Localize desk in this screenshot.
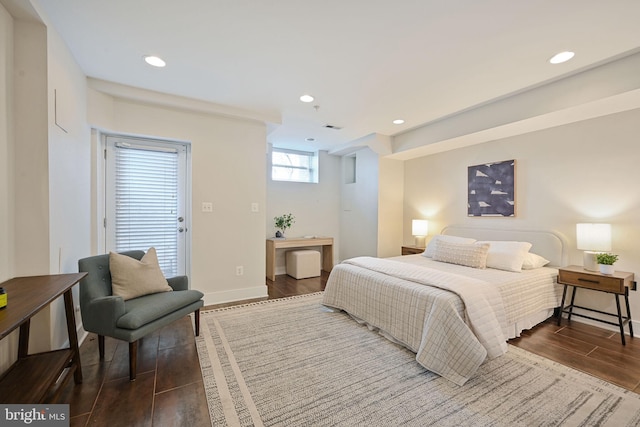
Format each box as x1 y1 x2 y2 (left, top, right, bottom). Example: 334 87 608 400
0 273 86 403
266 237 333 281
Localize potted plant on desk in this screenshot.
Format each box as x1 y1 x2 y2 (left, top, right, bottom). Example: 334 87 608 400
274 213 295 238
596 253 619 275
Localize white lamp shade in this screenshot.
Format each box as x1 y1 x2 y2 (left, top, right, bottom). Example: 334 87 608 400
412 219 428 236
576 223 611 251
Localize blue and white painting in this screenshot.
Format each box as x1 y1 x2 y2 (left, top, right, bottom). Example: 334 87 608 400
468 159 515 217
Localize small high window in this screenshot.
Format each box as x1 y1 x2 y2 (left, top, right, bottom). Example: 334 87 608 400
271 148 318 183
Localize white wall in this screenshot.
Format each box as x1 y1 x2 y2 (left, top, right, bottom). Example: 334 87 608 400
88 89 268 305
377 157 404 258
0 2 13 283
12 20 48 277
266 149 341 274
45 13 91 349
403 108 640 330
338 148 405 261
0 1 90 372
0 0 16 375
12 18 51 355
340 148 380 260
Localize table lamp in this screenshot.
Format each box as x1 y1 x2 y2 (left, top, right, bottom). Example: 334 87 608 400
576 223 611 271
412 219 428 247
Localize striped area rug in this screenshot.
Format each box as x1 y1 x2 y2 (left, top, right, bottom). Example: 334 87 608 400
196 293 640 426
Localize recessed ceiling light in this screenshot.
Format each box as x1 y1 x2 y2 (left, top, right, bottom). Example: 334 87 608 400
393 119 405 125
300 94 314 103
549 51 575 64
144 55 166 67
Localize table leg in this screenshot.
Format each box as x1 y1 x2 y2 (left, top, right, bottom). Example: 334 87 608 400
567 286 578 323
615 294 626 345
625 291 634 338
266 240 276 281
557 284 568 326
18 320 30 358
322 244 333 273
64 290 83 383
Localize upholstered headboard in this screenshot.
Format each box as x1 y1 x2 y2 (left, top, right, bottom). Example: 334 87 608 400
441 226 568 267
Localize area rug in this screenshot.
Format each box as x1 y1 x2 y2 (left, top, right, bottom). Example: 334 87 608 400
195 293 640 426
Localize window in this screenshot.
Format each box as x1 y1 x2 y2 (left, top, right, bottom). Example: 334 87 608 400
344 154 356 184
271 148 318 183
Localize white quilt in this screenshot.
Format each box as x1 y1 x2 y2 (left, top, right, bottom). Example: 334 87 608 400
322 256 559 385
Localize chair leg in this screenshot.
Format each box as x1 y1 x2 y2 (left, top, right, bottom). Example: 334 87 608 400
129 341 138 381
98 335 105 359
195 308 200 337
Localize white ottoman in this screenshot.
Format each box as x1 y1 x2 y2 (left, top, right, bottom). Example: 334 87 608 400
286 250 321 279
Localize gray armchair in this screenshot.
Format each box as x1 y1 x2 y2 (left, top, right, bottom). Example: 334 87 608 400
78 250 204 380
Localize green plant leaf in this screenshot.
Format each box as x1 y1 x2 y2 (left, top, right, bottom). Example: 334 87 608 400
595 253 619 265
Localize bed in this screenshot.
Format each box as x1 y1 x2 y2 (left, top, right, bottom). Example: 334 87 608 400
322 227 567 385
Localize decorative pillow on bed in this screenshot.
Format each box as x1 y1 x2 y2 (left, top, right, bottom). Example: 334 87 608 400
110 247 172 301
476 241 533 272
423 235 477 258
521 252 550 270
432 240 490 269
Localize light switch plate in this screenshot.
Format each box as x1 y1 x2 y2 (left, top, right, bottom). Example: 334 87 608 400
202 202 213 212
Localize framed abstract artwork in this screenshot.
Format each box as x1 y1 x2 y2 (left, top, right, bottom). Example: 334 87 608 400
467 159 516 217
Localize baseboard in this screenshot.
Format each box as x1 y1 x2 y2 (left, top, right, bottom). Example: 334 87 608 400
203 286 268 306
77 325 89 346
58 324 89 350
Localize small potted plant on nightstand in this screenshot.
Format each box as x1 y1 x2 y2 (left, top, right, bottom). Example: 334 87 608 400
274 213 295 238
596 253 619 275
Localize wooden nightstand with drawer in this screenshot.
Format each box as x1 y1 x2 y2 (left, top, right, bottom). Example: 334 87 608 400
401 246 425 255
557 265 636 344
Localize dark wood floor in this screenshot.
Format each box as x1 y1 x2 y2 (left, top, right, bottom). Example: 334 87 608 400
62 273 640 426
511 317 640 393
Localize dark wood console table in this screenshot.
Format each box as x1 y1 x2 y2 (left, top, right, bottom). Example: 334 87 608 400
0 273 86 403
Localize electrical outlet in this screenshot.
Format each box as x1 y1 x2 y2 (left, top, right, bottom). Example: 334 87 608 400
236 266 244 276
251 202 259 212
202 202 213 212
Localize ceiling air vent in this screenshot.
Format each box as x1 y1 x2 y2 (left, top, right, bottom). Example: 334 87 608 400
324 124 342 130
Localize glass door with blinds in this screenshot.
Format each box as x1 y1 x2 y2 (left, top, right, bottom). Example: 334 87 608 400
105 135 190 277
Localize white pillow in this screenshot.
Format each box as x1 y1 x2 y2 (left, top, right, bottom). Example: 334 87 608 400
521 252 550 270
423 235 477 258
432 240 490 269
110 247 172 300
476 240 533 272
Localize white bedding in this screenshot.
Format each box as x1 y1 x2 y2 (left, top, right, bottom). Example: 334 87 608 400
396 255 563 336
321 254 563 385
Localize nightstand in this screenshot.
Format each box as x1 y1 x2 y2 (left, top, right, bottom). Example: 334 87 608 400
557 265 636 345
401 245 424 255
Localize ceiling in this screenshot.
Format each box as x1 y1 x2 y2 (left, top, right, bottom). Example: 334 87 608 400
28 1 640 153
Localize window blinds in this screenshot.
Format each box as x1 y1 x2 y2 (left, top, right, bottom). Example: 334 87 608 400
113 143 179 277
271 148 317 183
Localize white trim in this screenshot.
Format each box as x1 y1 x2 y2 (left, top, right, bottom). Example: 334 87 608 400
95 129 192 279
88 78 280 125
